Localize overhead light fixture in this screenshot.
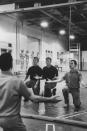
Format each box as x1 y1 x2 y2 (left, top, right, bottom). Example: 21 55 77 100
59 29 66 35
40 21 49 28
69 34 75 40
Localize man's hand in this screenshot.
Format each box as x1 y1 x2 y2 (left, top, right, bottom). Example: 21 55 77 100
30 94 62 103
47 95 62 103
34 76 42 80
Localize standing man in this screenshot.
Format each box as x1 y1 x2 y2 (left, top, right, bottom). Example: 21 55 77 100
25 57 43 95
0 52 61 131
58 60 82 111
43 57 58 97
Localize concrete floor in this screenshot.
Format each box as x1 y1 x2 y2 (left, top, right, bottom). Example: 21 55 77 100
20 71 87 131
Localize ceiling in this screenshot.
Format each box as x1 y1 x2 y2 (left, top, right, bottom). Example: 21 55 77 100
0 0 76 5
0 0 87 42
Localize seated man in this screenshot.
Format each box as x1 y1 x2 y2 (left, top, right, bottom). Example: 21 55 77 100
25 57 43 95
43 57 58 97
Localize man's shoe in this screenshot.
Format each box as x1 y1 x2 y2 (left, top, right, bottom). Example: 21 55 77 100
74 107 80 112
74 105 81 112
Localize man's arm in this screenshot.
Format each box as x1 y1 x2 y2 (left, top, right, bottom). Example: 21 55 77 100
46 77 64 83
52 73 66 83
25 68 30 80
20 80 61 103
55 67 58 77
38 67 43 77
29 93 60 103
79 72 82 82
42 68 47 80
79 72 86 87
57 72 67 83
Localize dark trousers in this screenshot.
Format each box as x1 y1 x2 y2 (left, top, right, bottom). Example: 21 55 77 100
44 82 57 97
62 88 81 108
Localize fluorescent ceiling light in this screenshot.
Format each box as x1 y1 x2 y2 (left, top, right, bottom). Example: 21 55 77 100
59 29 66 35
69 35 75 40
40 21 49 28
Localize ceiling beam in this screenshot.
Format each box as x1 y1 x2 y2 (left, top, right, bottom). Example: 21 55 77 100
0 1 87 14
41 9 86 34
0 0 34 4
75 21 87 24
40 10 66 26
0 0 86 4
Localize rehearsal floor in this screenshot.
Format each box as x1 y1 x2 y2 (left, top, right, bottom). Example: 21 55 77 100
20 71 87 131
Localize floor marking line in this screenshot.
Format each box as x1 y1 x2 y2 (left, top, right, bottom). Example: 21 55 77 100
56 110 87 119
63 110 87 119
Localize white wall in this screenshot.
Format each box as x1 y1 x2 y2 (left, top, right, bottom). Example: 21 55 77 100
0 14 68 71
0 15 17 70
41 32 67 67
20 34 40 55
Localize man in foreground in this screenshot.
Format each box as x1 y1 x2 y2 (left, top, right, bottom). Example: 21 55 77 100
0 53 61 131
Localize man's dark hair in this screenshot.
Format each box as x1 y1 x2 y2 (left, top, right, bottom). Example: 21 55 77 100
0 52 13 71
70 60 77 66
46 57 52 62
33 57 39 62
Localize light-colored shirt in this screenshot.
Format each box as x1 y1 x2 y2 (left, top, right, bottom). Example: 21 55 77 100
0 71 30 117
63 70 82 89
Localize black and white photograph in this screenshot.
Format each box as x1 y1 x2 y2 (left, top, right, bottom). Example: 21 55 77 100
0 0 87 131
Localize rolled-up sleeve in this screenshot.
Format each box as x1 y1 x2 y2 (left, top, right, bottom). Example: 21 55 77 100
78 72 82 82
